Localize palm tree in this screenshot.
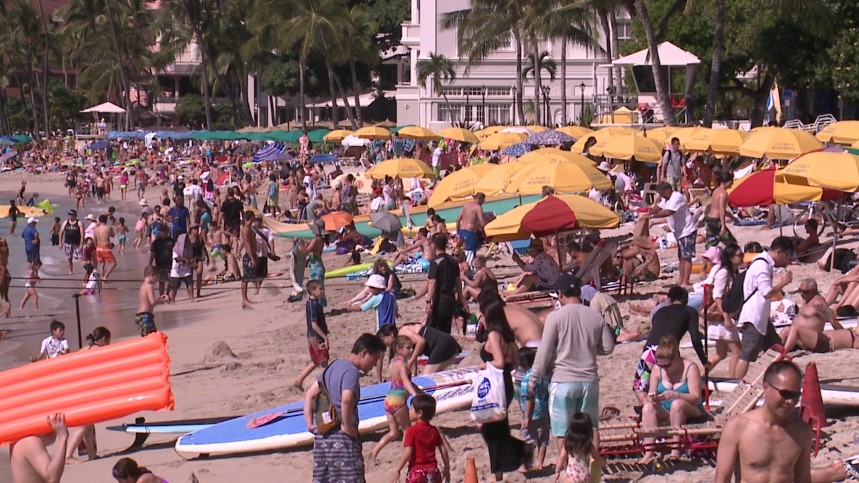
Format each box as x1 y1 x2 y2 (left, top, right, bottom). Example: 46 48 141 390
542 0 600 124
251 0 352 130
342 5 377 127
442 0 530 123
5 0 43 137
416 53 456 119
634 0 675 126
522 51 556 124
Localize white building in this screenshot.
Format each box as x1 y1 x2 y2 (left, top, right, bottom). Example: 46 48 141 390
396 0 633 129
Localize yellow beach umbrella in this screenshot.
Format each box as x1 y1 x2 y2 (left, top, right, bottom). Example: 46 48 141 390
804 151 859 192
427 164 497 207
739 127 823 160
485 194 619 241
437 127 479 144
478 132 527 150
636 126 680 144
519 148 594 165
354 126 392 140
323 129 352 142
670 126 711 147
397 126 439 141
475 125 506 140
570 128 636 154
505 160 612 194
365 158 434 179
684 129 748 154
474 162 527 194
590 135 663 162
816 121 859 146
555 126 594 140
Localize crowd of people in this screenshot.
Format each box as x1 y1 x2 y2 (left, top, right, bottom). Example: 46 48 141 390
3 131 858 483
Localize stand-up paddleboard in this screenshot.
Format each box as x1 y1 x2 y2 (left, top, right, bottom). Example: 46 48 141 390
107 416 236 436
708 377 859 407
175 366 478 456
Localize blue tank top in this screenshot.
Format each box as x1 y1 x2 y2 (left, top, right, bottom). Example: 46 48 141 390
656 363 703 412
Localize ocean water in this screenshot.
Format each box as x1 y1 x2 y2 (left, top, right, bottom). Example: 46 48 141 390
0 193 209 370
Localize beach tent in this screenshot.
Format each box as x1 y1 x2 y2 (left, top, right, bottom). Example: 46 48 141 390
81 102 126 114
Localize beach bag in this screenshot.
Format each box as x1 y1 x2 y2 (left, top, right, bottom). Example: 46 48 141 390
312 365 340 435
722 258 767 315
470 364 507 424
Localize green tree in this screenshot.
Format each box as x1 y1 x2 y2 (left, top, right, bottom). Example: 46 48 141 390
3 0 44 136
175 93 207 127
522 51 557 124
416 53 457 114
361 0 409 51
542 1 600 125
342 5 378 126
828 24 859 101
634 0 676 125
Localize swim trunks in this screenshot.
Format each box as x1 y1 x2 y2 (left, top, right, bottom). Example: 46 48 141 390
458 229 483 252
704 216 736 248
96 244 115 264
308 337 329 364
134 312 157 336
63 243 81 260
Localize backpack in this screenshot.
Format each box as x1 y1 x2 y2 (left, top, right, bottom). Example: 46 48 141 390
721 258 768 315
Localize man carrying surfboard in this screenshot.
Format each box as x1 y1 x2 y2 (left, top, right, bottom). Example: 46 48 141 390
303 333 387 482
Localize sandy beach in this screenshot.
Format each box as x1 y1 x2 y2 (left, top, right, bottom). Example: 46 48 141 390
2 173 859 482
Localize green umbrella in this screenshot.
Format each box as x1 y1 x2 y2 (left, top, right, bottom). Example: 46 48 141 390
307 129 331 144
390 125 413 134
11 135 31 143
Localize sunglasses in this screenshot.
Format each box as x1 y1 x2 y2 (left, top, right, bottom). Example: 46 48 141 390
767 383 801 401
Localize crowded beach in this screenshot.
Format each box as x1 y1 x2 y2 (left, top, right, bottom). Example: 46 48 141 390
2 123 859 483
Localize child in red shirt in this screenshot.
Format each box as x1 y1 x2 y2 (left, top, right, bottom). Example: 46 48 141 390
392 394 450 483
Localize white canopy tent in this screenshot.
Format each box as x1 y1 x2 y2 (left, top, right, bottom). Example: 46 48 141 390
611 41 700 96
80 102 126 114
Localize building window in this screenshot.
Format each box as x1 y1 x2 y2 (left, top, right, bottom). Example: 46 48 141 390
617 22 632 40
486 104 511 125
438 103 463 123
440 87 462 97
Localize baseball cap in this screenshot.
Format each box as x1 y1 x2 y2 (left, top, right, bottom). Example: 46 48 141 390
27 217 38 224
365 274 387 289
554 274 581 293
67 209 78 216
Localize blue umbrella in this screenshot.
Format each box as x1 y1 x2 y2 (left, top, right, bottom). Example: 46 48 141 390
309 153 337 163
501 142 533 157
522 129 575 146
89 141 111 150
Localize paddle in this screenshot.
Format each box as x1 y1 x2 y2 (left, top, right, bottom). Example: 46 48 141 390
246 379 473 429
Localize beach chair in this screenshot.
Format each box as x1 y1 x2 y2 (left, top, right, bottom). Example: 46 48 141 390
571 239 618 291
599 348 784 459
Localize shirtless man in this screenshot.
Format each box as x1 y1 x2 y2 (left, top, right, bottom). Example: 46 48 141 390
390 228 432 267
795 219 820 259
136 266 163 336
781 279 841 353
10 412 68 483
715 361 811 483
456 192 486 266
93 215 117 280
705 171 737 248
478 281 543 347
135 168 147 200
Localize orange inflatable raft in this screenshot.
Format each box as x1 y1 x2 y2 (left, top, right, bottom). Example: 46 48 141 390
0 332 174 445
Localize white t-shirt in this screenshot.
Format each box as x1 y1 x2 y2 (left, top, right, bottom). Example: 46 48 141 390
658 191 696 239
432 147 442 167
85 221 97 240
370 196 385 212
40 336 69 359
